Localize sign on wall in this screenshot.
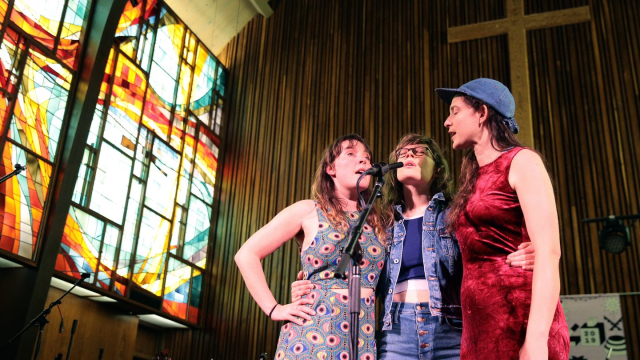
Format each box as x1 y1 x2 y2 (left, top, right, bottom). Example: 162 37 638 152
561 294 626 359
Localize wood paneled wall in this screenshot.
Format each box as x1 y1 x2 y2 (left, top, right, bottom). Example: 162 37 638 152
37 288 138 360
165 0 640 358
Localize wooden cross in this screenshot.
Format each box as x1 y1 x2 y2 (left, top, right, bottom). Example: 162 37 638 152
447 0 591 148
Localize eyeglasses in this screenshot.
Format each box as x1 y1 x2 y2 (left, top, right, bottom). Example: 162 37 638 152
395 146 433 159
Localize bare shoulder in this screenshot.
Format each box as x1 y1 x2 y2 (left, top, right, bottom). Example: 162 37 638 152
513 148 543 165
509 149 549 188
249 200 317 247
275 199 318 223
511 149 546 173
287 199 317 216
286 200 319 245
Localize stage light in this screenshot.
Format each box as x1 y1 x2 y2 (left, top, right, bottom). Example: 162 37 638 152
583 214 639 255
598 219 630 254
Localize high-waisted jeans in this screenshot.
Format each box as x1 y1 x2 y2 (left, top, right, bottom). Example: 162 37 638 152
377 302 462 360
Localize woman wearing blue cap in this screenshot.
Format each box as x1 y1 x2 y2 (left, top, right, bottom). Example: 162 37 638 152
436 78 570 359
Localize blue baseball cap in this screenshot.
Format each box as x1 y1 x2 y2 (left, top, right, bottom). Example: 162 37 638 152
435 78 519 134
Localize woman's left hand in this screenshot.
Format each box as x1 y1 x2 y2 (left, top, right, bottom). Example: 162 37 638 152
506 241 535 271
519 339 548 360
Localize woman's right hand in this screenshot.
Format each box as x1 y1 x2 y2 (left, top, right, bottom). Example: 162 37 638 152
271 299 316 326
291 271 316 302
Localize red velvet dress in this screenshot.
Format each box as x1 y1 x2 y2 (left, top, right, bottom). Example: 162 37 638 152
454 147 570 360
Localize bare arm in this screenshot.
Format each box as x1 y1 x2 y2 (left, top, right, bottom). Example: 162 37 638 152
234 200 315 324
509 150 561 359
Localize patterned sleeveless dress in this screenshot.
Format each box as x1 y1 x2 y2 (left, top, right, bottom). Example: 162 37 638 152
274 204 386 360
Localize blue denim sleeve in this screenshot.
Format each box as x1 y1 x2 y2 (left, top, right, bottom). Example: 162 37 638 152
376 244 390 298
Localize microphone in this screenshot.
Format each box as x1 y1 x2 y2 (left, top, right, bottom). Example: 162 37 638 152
56 304 64 333
66 320 78 360
363 162 404 177
80 273 91 279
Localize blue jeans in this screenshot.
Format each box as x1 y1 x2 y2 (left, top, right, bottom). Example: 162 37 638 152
377 302 462 360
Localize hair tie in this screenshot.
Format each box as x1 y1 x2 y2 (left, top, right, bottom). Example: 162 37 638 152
268 303 279 318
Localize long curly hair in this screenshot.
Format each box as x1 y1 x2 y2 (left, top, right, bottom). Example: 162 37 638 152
381 133 453 229
446 95 523 232
311 134 388 244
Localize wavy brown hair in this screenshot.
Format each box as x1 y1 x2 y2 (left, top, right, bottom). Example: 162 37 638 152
311 134 388 244
446 95 523 232
380 133 453 229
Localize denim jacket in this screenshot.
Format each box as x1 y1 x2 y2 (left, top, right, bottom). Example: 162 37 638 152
379 192 463 331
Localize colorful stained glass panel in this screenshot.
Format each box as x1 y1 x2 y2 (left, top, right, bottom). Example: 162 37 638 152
183 195 209 268
62 0 87 41
176 60 193 118
103 109 139 160
57 0 87 67
142 84 171 143
55 206 103 281
162 257 190 319
11 0 64 51
115 0 157 67
49 1 226 324
11 0 88 69
132 207 170 295
189 45 216 126
145 139 179 218
115 177 144 295
192 126 217 205
0 143 51 259
8 48 72 163
98 50 116 106
175 129 193 206
188 269 202 323
154 9 183 81
71 146 94 206
169 204 184 255
137 19 156 72
0 1 8 22
212 95 223 135
109 52 146 130
88 142 132 224
96 223 120 290
216 66 226 96
182 31 196 66
0 28 23 96
115 1 143 58
0 96 9 135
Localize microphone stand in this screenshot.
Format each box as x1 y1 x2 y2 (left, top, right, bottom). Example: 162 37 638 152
0 274 89 360
64 319 78 360
334 173 385 360
0 163 27 184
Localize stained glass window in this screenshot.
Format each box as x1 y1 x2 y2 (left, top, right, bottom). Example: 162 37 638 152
115 0 158 70
0 0 90 261
55 0 226 324
7 0 88 69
